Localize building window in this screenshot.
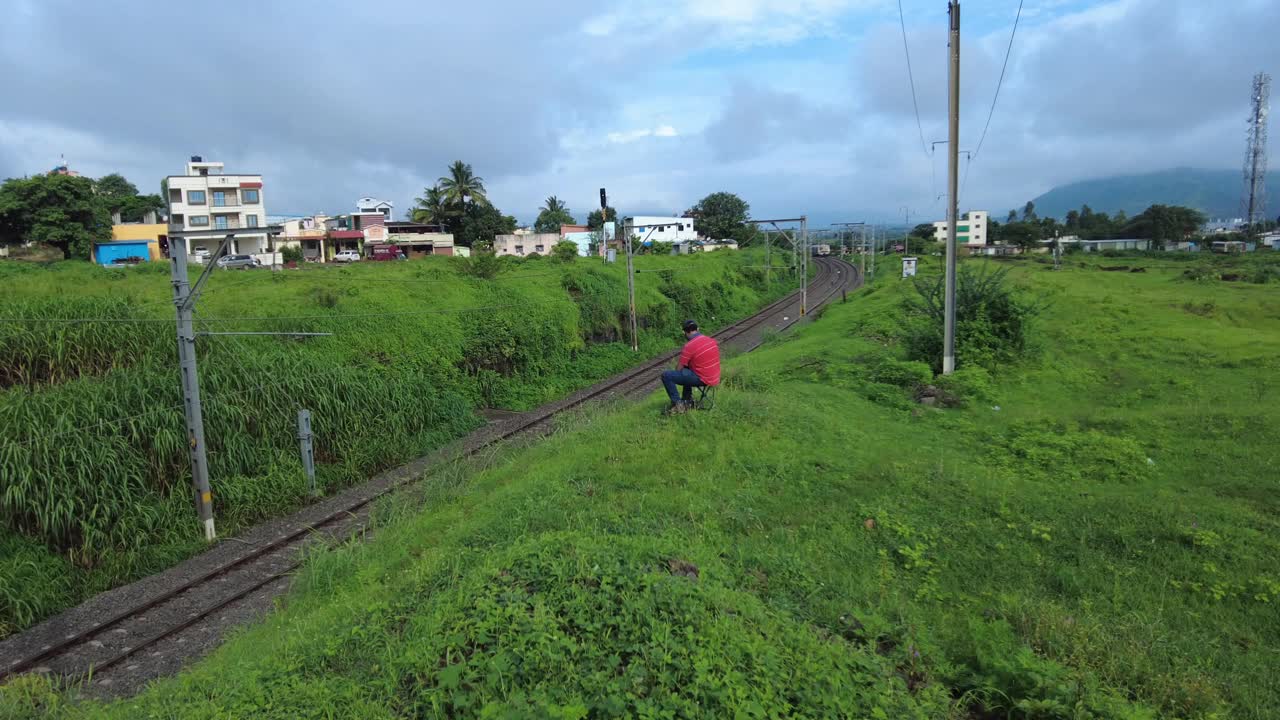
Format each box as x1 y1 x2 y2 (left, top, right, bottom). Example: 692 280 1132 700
535 245 545 252
243 189 260 204
214 216 229 230
189 215 209 227
246 214 259 228
188 190 206 205
515 245 524 255
212 191 226 207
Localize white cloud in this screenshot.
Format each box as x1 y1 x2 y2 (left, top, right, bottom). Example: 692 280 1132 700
581 0 880 47
606 125 681 144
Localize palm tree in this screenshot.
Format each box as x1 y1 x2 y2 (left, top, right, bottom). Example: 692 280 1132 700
411 184 448 225
541 195 568 215
439 161 488 209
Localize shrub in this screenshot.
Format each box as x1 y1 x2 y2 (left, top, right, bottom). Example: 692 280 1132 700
864 356 933 389
901 264 1045 373
932 365 995 406
457 252 504 280
551 241 579 262
281 245 304 264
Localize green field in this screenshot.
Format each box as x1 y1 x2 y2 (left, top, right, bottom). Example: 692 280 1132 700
0 250 797 638
4 251 1279 719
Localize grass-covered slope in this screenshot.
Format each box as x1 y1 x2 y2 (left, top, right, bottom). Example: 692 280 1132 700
5 252 1279 719
0 251 795 637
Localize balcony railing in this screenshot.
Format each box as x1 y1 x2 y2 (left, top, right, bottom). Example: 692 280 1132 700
211 198 240 208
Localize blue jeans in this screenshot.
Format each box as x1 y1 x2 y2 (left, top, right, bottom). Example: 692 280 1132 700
662 368 705 405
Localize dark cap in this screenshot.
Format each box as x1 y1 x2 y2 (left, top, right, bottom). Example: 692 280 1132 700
682 319 698 332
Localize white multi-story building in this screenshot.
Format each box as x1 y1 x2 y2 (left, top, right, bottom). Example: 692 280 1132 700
356 197 394 222
932 210 988 245
166 156 269 259
623 215 697 244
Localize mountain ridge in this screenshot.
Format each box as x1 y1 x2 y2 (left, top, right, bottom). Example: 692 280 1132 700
1028 168 1280 221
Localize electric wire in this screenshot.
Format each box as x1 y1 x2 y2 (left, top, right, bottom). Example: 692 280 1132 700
971 0 1024 161
898 0 931 158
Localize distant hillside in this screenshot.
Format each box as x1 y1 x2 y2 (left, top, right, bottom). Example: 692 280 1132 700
1029 168 1280 221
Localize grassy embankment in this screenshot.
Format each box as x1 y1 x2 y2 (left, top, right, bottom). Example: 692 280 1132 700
6 250 1275 718
0 250 797 637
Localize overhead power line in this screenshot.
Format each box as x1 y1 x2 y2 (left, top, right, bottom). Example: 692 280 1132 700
898 0 931 158
971 0 1024 161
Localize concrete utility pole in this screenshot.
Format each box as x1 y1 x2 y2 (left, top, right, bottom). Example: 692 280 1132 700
297 409 317 497
943 1 962 375
625 221 683 351
832 222 865 267
169 227 321 541
625 224 638 350
800 215 809 314
900 206 912 253
860 226 867 278
170 234 226 541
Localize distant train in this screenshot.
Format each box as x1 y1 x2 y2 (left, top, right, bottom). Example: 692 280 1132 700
811 244 832 257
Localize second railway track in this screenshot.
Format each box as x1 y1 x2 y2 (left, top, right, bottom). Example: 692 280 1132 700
0 257 860 696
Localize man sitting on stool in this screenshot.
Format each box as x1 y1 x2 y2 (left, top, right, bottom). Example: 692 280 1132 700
662 319 721 415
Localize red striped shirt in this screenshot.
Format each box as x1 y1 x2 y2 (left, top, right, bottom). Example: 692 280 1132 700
679 334 721 386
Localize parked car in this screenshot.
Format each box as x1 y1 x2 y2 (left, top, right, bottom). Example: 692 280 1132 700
192 246 212 262
333 250 361 263
216 254 263 269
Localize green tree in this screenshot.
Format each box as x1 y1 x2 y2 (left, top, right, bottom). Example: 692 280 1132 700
534 196 576 233
94 173 138 209
586 206 616 230
1022 201 1037 222
910 223 936 239
1122 204 1206 249
0 174 110 260
551 240 579 262
1006 209 1017 223
119 193 165 223
685 191 750 240
411 184 449 225
1002 221 1043 253
451 201 517 248
439 161 489 209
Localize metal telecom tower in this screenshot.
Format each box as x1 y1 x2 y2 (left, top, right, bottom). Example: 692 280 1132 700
1243 72 1270 235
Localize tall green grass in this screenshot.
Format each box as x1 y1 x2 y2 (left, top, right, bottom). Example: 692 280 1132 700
0 250 799 637
8 251 1275 717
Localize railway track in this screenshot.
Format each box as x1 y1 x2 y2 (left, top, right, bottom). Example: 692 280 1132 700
0 257 859 694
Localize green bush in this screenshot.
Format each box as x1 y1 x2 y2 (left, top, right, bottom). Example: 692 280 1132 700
281 245 304 264
933 365 995 407
902 264 1045 373
457 252 504 279
551 241 579 262
864 355 933 389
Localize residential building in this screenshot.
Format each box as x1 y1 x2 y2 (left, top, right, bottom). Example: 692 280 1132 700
96 214 168 265
561 222 613 257
356 197 394 222
384 221 458 257
623 216 697 245
932 211 988 246
1058 237 1151 253
280 214 331 261
166 156 270 260
494 232 558 256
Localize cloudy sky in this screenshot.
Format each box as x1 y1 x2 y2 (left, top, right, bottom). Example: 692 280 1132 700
0 0 1274 225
